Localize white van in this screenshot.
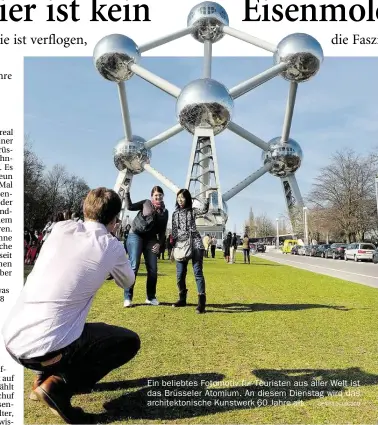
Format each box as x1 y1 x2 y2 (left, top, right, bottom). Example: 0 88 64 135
344 243 376 262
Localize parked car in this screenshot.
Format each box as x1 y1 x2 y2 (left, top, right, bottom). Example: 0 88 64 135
291 245 300 255
305 245 317 256
313 244 331 257
325 243 348 259
256 244 266 253
373 248 378 264
298 245 307 256
344 243 376 262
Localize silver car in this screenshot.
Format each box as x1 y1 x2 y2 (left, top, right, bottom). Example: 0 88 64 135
344 243 376 262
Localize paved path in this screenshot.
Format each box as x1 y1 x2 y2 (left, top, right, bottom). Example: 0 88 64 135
258 252 378 289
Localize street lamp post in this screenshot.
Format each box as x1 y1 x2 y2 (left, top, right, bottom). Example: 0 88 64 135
303 206 309 245
276 218 279 250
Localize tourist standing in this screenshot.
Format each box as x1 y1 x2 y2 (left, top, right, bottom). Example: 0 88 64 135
242 234 250 264
123 185 168 307
171 188 216 314
230 232 238 264
223 232 232 263
210 235 217 258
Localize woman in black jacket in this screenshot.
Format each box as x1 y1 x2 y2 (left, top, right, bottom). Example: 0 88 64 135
223 232 232 263
123 185 168 307
171 188 215 314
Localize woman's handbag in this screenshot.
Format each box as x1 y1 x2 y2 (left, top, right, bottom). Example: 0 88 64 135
173 210 193 262
174 235 193 262
131 210 155 234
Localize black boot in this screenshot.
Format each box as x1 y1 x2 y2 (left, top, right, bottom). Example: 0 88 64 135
196 293 206 314
172 290 187 307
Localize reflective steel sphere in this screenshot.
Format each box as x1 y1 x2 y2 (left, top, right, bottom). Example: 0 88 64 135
176 78 233 135
274 33 323 82
262 137 303 177
187 1 229 43
113 136 151 174
94 34 140 82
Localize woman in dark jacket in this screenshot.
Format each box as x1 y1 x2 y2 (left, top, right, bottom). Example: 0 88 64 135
171 188 215 314
223 232 232 263
123 185 168 307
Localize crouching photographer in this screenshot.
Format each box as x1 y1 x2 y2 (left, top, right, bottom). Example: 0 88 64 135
2 187 139 424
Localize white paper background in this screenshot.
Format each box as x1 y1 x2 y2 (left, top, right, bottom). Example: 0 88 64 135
0 0 377 423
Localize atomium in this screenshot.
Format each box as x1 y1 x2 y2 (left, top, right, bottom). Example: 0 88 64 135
187 1 229 43
273 33 324 83
113 136 151 174
93 1 323 235
262 137 303 177
176 78 233 135
94 34 140 83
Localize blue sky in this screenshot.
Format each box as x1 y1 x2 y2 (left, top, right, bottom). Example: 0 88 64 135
25 57 378 232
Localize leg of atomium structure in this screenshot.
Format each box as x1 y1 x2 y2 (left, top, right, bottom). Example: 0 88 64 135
208 129 223 209
229 62 288 99
186 128 215 198
227 122 270 151
281 82 298 142
117 82 133 141
185 133 199 190
145 124 183 149
198 137 210 197
203 40 212 78
114 170 134 228
129 63 181 98
143 163 180 194
222 163 273 202
222 26 277 53
280 174 305 237
139 27 193 53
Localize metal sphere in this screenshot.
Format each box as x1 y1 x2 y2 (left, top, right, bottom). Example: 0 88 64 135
187 1 229 43
274 33 323 82
94 34 140 83
262 137 303 177
113 136 151 174
176 78 233 135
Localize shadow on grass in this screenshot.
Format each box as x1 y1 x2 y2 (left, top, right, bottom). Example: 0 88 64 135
86 368 378 423
206 302 351 314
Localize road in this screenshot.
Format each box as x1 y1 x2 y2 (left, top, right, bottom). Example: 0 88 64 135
258 251 378 289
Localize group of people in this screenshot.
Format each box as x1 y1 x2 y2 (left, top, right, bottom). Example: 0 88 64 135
222 232 252 264
120 184 216 313
3 185 218 423
202 234 217 258
24 211 81 266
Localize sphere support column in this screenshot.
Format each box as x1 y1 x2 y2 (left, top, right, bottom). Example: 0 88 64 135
280 174 304 237
186 128 226 239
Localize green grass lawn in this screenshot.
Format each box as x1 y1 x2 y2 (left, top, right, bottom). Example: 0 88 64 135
24 253 378 424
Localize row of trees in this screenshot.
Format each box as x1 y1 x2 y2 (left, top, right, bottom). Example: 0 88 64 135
25 139 90 231
244 208 276 238
306 149 378 243
244 149 378 243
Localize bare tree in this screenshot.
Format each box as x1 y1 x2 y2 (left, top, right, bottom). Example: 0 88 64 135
43 164 68 217
24 139 91 230
24 138 46 230
255 213 275 237
307 149 378 243
63 175 90 215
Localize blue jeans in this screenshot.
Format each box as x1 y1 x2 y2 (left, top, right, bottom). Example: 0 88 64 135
124 233 158 301
176 248 205 294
